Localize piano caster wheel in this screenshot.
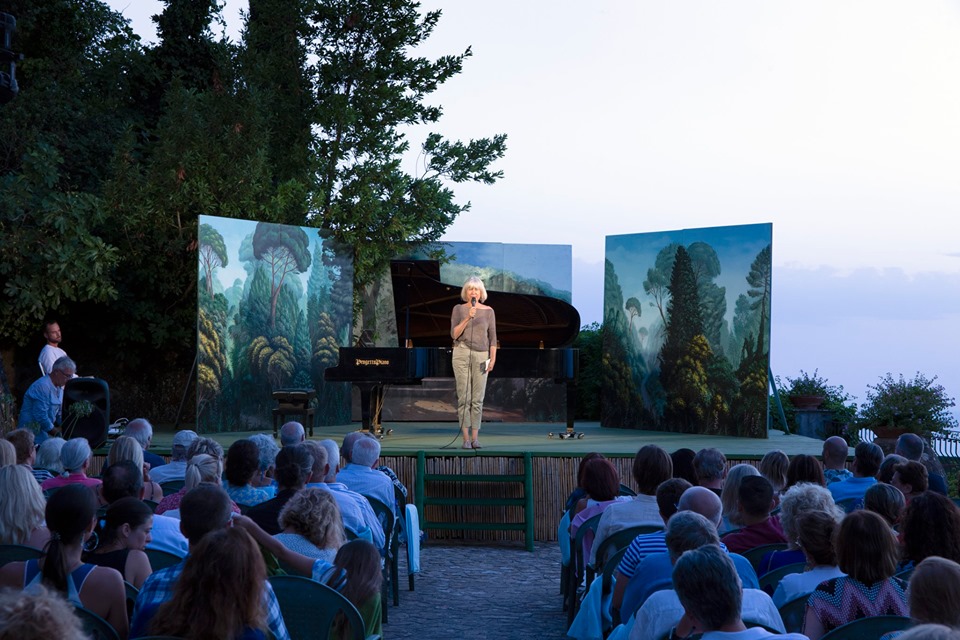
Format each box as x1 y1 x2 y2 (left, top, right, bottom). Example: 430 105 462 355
386 428 394 436
577 433 585 439
547 432 555 439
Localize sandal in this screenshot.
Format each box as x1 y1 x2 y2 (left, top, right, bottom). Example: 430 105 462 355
462 441 473 449
472 440 482 449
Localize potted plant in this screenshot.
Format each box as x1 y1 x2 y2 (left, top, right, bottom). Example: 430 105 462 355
784 369 830 410
858 372 958 440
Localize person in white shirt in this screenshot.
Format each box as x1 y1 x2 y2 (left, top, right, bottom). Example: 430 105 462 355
38 321 69 376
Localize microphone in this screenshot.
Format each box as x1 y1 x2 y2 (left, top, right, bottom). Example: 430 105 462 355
471 296 477 307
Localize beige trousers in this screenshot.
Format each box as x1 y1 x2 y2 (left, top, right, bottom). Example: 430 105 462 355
452 344 488 432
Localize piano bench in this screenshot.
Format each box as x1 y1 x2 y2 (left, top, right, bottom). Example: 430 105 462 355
272 407 316 439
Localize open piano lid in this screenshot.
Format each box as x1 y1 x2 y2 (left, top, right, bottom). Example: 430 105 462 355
391 260 581 348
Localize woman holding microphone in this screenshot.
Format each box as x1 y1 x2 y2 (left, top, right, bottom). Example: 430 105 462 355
450 276 497 449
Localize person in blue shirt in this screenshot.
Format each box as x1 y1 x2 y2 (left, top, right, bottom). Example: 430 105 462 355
18 356 75 444
828 442 883 506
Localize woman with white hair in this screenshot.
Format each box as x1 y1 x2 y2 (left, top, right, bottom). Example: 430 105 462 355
40 437 101 491
450 275 497 449
719 463 760 533
107 436 163 501
757 482 845 576
247 433 280 489
32 437 66 483
0 465 50 549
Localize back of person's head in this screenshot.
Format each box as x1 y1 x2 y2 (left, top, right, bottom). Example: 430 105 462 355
170 429 199 462
225 439 260 487
0 465 46 545
107 435 144 470
59 437 91 473
632 445 672 495
351 436 381 468
123 418 153 449
864 482 906 527
759 450 789 493
779 482 845 542
304 440 329 481
854 441 884 477
187 437 224 461
179 484 233 546
152 527 267 639
0 585 88 640
677 486 723 528
278 487 345 549
101 460 143 503
184 453 222 491
670 448 698 485
896 433 925 461
822 436 849 467
43 484 97 593
878 454 909 484
785 453 826 489
319 440 341 477
0 439 14 467
656 478 693 521
894 461 929 495
909 556 960 628
720 463 760 522
665 511 721 562
672 545 742 631
332 539 383 610
247 434 279 473
577 452 606 488
99 496 153 547
738 475 774 518
274 444 314 490
279 421 305 447
50 357 76 375
898 625 960 640
794 510 840 566
35 437 66 474
901 492 960 565
836 509 900 584
5 429 35 465
341 431 367 463
580 457 620 502
693 448 726 483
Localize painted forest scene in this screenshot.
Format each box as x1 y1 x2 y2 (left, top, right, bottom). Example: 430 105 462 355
196 215 353 433
602 224 772 437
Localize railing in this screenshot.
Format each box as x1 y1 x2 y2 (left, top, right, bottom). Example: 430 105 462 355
858 428 960 459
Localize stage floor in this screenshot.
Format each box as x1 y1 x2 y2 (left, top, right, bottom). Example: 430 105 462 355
149 421 828 458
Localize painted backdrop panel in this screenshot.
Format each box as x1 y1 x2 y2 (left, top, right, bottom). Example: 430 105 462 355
197 215 353 433
602 224 772 437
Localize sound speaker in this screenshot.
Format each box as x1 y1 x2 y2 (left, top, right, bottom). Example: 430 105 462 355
62 378 110 448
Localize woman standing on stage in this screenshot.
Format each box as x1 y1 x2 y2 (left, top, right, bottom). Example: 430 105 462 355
451 276 497 450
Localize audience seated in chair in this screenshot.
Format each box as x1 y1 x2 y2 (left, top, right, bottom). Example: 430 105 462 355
722 476 787 555
591 445 673 565
896 433 949 496
337 434 396 517
279 421 306 447
40 437 102 491
719 463 761 534
32 436 66 484
0 584 88 640
224 439 273 507
101 461 188 558
0 484 128 638
611 477 691 616
569 457 628 564
759 450 789 498
155 449 240 518
4 428 36 471
122 419 167 472
620 487 759 620
802 510 908 640
247 444 315 535
670 448 699 486
828 442 882 504
878 454 908 484
148 430 198 485
694 448 727 497
628 514 787 640
758 483 842 576
900 492 960 567
130 484 291 639
772 510 845 607
0 464 50 549
329 539 383 639
891 461 928 505
863 482 906 530
784 453 826 490
107 436 164 503
248 433 280 490
274 487 345 563
84 497 154 589
821 436 852 485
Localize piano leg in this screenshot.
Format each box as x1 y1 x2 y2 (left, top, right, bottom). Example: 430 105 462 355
548 380 584 439
355 383 392 438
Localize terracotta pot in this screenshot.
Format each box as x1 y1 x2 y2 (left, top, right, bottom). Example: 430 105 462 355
871 425 909 440
789 394 825 411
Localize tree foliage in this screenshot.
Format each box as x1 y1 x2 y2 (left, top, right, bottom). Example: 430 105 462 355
199 223 228 297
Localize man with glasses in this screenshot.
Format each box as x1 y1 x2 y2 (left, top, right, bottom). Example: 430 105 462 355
18 356 75 444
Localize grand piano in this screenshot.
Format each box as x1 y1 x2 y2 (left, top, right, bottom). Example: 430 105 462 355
324 260 581 437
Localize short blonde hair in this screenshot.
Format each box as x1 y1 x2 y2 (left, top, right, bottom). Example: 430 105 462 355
0 585 88 640
460 276 488 303
910 556 960 627
0 465 47 545
185 453 223 490
278 487 345 550
759 450 789 494
0 439 15 467
720 463 759 527
108 435 144 470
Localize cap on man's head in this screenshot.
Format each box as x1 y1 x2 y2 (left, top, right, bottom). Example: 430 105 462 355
173 430 199 449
